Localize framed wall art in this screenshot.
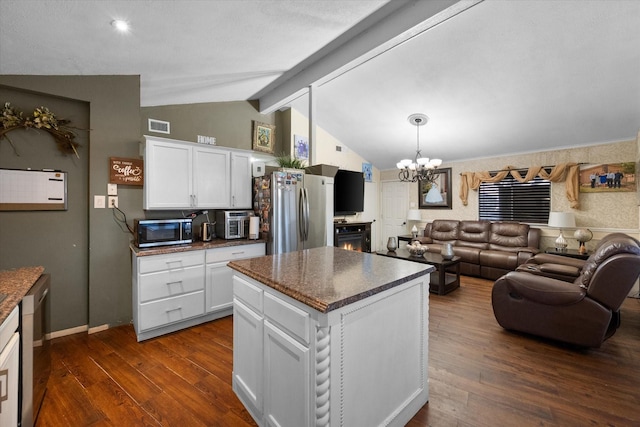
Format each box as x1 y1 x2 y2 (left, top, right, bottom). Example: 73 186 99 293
253 121 276 154
578 163 636 193
418 167 452 209
294 134 308 160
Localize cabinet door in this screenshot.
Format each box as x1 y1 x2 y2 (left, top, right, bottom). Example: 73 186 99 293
233 300 263 417
144 139 192 209
0 333 20 427
231 151 252 208
193 146 230 208
264 320 310 427
206 262 234 312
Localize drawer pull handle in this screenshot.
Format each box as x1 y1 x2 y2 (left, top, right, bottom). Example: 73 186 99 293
232 251 245 255
166 307 182 313
166 281 182 286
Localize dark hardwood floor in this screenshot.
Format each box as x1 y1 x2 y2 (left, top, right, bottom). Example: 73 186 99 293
37 276 640 426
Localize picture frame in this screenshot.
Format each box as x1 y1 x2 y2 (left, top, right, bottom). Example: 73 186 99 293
418 167 452 209
578 163 636 193
294 134 308 160
252 121 276 154
362 162 373 182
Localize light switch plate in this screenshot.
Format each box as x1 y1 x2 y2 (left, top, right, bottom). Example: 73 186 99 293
94 195 106 208
107 183 118 195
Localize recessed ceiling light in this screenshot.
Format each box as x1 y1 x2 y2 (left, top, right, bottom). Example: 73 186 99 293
111 19 130 32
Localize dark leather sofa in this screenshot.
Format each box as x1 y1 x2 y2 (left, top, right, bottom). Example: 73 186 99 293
492 233 640 347
413 219 541 280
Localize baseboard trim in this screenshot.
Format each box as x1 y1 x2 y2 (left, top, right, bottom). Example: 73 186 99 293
47 325 88 340
88 324 110 334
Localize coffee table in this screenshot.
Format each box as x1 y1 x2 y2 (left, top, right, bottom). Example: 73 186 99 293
376 248 461 295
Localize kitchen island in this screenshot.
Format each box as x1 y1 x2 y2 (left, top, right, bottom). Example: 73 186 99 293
228 246 433 427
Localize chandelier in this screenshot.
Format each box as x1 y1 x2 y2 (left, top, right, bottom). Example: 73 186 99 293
397 113 442 183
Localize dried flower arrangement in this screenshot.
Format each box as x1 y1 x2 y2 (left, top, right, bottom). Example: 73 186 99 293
0 102 82 158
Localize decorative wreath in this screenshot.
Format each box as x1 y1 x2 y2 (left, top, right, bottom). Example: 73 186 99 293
0 102 82 158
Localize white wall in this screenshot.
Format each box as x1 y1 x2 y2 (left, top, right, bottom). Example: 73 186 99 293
289 108 380 230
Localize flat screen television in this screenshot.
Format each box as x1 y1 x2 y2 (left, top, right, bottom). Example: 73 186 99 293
334 169 365 215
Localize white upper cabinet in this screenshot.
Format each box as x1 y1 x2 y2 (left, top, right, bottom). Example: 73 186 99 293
193 145 230 208
231 151 252 209
144 138 192 209
143 135 253 210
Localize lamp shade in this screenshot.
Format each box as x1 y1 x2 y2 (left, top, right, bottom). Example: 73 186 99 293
407 209 421 221
548 212 576 228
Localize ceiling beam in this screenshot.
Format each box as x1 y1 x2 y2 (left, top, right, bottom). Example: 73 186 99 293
253 0 483 114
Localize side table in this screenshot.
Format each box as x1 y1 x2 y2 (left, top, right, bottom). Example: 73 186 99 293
544 247 590 260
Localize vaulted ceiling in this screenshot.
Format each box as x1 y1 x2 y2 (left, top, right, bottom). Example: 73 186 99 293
1 0 638 170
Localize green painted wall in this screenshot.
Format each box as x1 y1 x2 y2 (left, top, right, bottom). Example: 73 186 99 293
0 75 142 331
141 100 284 153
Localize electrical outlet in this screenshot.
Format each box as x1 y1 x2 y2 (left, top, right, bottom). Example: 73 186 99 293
108 196 118 208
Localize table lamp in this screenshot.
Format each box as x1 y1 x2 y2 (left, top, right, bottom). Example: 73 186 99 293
407 209 422 238
548 212 576 250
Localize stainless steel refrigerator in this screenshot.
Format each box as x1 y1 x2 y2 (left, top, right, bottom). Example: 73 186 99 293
253 168 333 254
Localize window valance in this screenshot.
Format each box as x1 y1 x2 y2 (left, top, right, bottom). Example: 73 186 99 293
459 162 580 209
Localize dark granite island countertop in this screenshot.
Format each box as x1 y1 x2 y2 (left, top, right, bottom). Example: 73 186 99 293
228 246 434 313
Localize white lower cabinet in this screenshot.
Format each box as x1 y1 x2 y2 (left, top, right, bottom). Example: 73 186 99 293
132 243 265 341
232 271 430 427
233 299 264 418
232 274 311 427
264 320 309 427
206 243 265 313
0 307 20 426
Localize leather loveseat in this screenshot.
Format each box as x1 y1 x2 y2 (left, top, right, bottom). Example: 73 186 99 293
413 219 541 280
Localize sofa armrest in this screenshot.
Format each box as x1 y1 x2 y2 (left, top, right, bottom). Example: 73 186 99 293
516 247 540 265
519 263 581 277
525 253 586 269
501 271 586 305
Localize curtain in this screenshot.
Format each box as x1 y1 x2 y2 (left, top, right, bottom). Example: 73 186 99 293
459 162 580 209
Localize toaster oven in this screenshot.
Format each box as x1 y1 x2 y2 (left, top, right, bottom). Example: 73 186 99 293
215 210 254 239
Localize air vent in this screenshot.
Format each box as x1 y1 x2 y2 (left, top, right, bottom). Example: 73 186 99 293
148 118 170 134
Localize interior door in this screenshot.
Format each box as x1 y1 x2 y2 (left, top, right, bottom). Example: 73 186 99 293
380 181 409 249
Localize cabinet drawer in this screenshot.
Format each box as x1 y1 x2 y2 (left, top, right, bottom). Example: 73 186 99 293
233 275 263 313
264 293 310 345
139 291 205 331
139 265 204 302
138 251 204 274
206 243 265 264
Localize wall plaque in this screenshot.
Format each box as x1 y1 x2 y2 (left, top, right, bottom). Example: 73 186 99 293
109 157 144 186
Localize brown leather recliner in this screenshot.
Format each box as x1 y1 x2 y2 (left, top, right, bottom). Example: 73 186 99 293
492 234 640 347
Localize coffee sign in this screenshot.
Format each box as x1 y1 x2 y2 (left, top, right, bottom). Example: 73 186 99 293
109 157 144 186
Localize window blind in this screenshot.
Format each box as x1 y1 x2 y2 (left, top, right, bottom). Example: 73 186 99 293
479 170 550 224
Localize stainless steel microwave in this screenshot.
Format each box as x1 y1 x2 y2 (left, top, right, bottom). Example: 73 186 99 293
134 218 193 248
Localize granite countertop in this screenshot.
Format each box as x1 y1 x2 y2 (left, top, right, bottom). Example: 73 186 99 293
228 246 434 313
131 238 267 256
0 266 44 325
